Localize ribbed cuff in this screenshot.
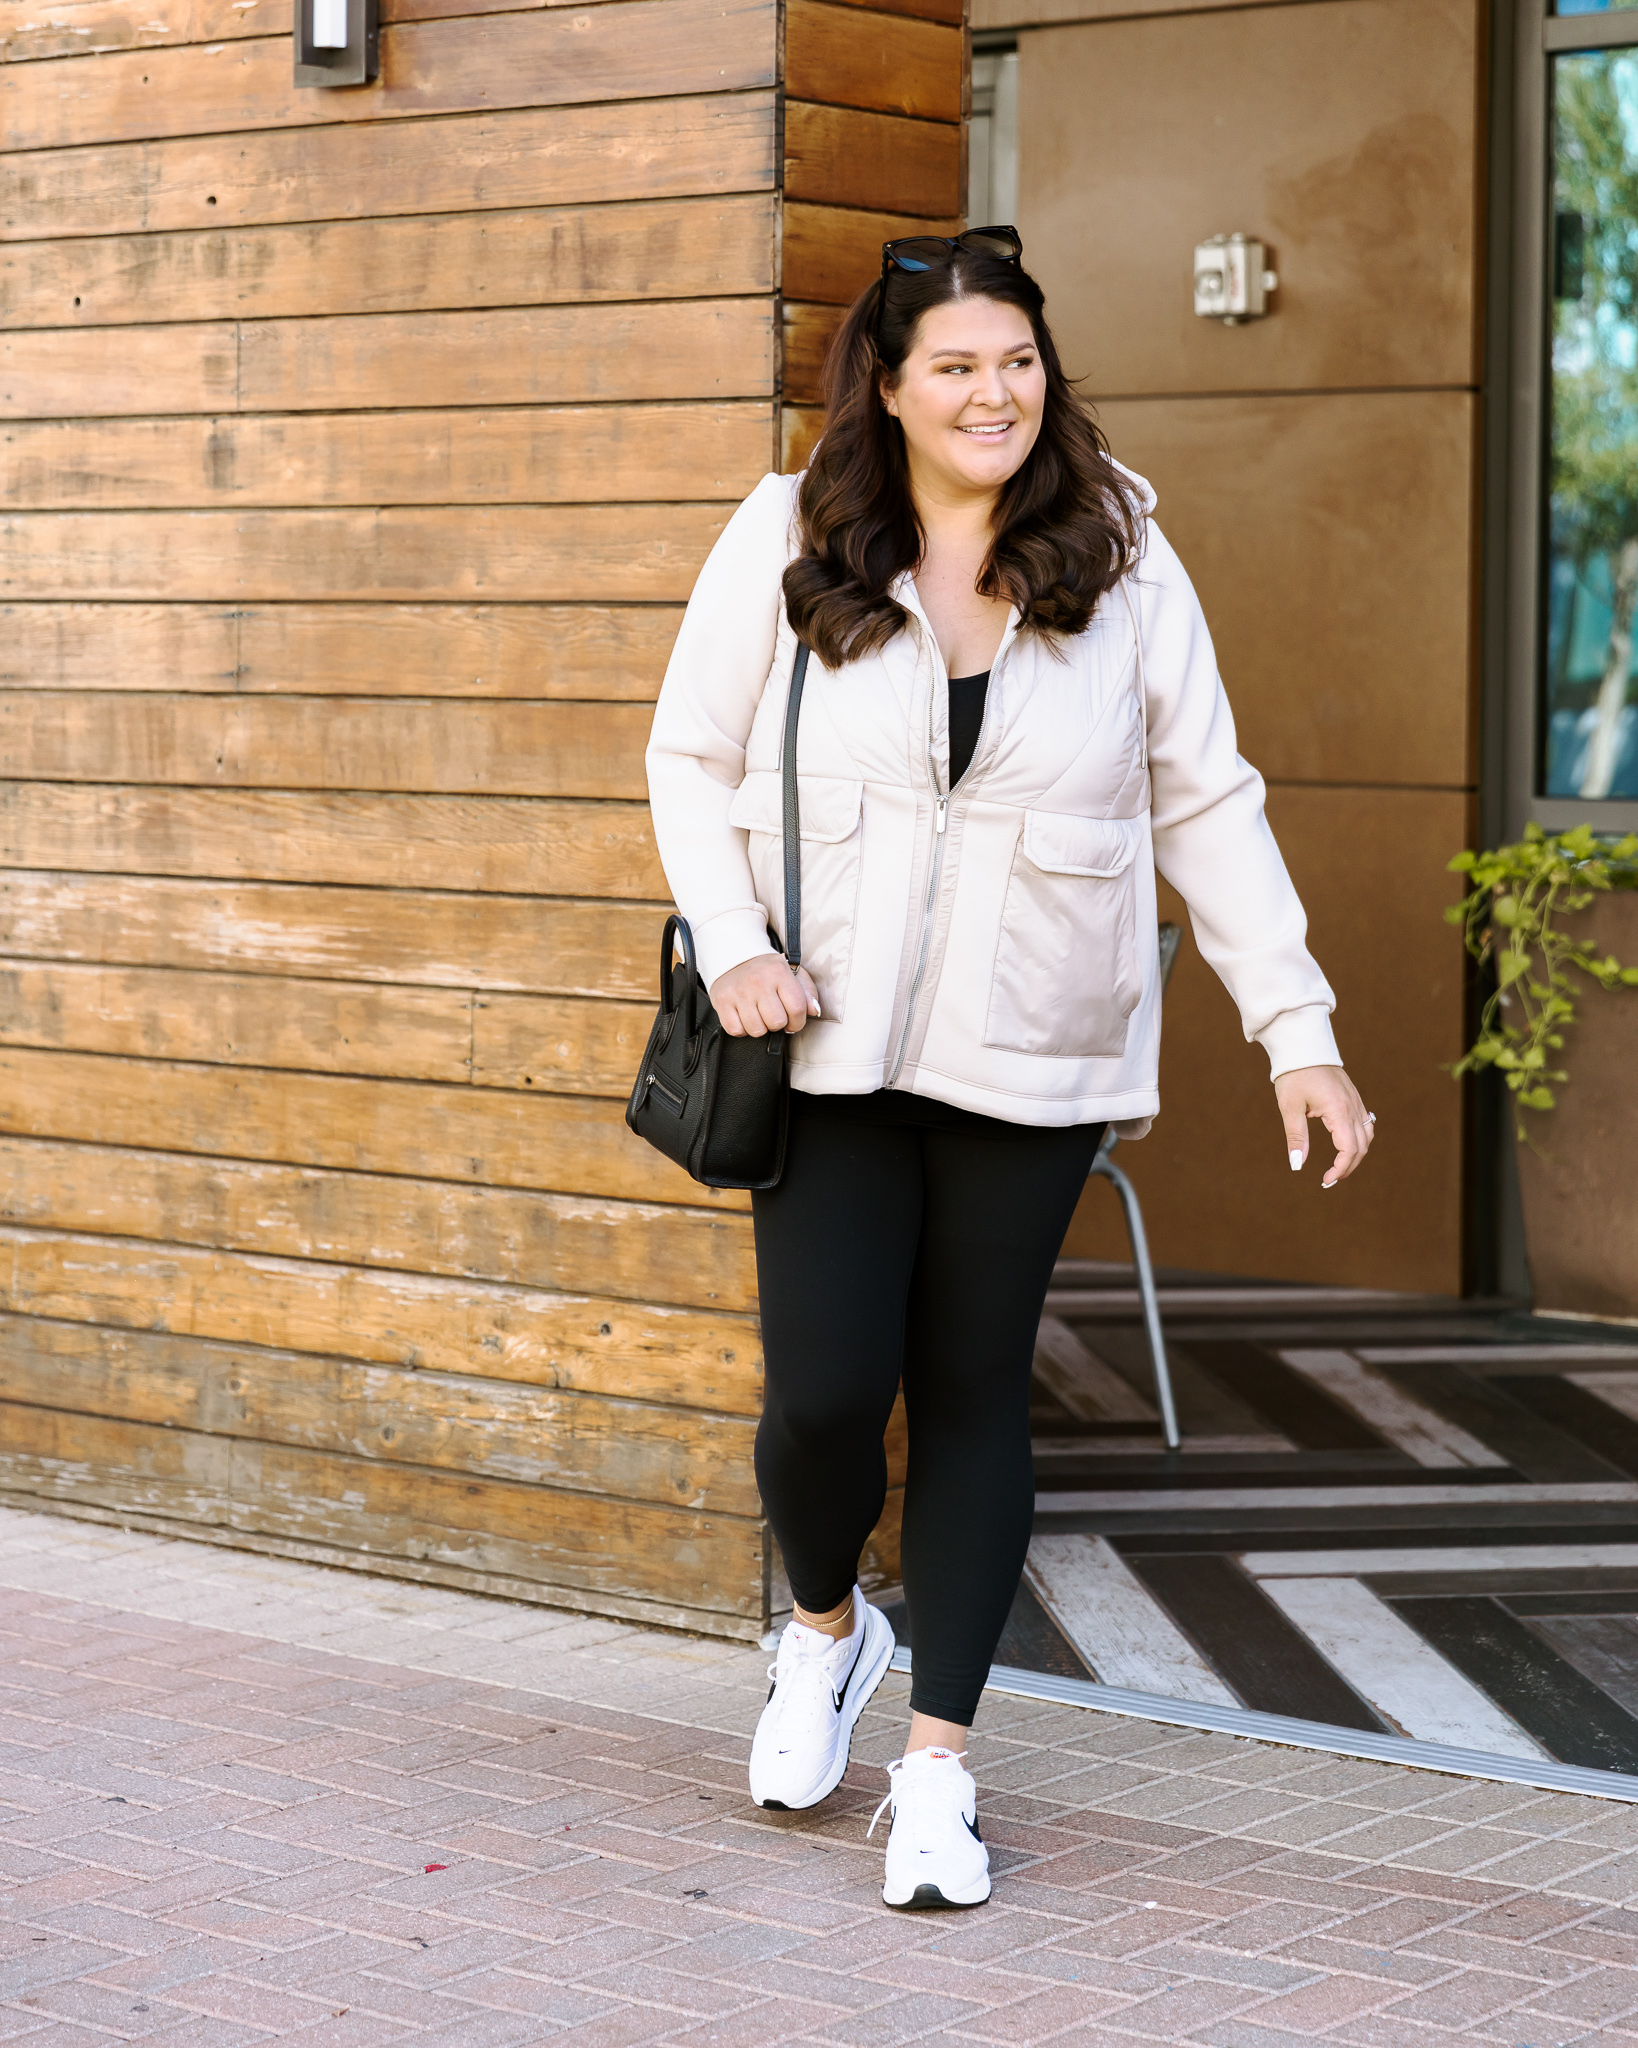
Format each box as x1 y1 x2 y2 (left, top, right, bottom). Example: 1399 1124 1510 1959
1256 1004 1342 1080
692 905 777 991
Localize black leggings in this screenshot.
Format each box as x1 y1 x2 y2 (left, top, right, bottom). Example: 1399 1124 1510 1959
752 1088 1105 1727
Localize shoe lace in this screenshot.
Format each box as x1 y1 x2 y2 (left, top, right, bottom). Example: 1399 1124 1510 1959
867 1757 904 1839
867 1750 969 1839
765 1641 842 1747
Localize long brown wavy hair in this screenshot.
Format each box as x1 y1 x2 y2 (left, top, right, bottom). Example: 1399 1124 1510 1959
783 245 1144 668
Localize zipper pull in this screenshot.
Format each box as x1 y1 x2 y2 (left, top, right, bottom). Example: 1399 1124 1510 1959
935 796 948 835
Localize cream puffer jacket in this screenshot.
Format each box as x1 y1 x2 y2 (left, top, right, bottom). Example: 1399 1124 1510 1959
645 468 1340 1135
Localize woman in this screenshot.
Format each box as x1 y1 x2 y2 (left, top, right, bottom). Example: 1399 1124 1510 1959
646 229 1373 1910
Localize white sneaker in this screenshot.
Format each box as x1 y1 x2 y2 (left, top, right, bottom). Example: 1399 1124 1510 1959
748 1589 895 1811
871 1748 991 1909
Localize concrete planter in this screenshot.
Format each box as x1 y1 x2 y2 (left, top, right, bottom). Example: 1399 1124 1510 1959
1514 891 1638 1323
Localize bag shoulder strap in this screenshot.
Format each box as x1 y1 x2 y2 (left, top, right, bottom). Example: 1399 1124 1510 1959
781 639 810 968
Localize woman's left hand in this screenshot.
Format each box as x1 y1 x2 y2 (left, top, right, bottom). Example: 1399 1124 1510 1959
1275 1066 1375 1189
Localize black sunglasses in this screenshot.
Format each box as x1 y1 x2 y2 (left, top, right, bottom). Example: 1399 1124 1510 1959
876 226 1023 338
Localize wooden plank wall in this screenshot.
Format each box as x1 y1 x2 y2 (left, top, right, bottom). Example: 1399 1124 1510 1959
0 0 963 1636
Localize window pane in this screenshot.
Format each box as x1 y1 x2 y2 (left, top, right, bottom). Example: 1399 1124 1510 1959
968 48 1017 228
1544 49 1638 799
1556 4 1638 17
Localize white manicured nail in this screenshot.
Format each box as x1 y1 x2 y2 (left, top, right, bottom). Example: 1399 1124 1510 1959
1289 1149 1303 1172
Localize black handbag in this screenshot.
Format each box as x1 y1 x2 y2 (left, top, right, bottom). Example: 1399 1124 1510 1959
625 641 810 1190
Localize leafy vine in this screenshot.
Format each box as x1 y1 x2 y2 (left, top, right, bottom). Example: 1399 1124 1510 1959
1448 824 1638 1136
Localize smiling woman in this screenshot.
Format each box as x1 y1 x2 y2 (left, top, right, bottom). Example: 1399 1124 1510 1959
783 230 1141 671
881 297 1049 680
643 231 1374 1911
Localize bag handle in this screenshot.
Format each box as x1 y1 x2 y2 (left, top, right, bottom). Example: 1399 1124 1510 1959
781 639 811 969
659 911 700 1041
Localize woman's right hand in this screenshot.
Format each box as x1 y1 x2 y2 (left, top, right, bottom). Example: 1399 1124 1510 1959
710 955 821 1036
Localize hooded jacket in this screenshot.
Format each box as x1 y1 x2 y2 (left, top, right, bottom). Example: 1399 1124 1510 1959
644 468 1340 1136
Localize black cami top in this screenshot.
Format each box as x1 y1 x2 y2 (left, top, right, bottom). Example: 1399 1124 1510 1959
947 671 990 789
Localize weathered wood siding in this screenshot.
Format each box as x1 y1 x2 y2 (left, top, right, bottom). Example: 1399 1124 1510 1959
0 0 963 1633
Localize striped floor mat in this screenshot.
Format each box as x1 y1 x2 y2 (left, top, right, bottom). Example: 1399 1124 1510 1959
887 1262 1638 1780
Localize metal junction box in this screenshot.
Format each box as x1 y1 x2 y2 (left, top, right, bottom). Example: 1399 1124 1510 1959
1193 233 1278 325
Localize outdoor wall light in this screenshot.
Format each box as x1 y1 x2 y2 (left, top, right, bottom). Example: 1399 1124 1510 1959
294 0 377 88
1193 234 1278 325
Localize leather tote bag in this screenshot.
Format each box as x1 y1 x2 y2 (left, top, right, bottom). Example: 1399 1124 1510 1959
625 641 810 1190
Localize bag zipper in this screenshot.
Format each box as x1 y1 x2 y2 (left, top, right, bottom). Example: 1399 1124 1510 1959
643 1069 687 1116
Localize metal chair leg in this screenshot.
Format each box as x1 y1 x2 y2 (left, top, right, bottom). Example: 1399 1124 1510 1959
1089 1156 1181 1450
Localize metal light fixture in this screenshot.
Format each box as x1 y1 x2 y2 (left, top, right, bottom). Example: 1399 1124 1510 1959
294 0 377 87
1193 233 1279 326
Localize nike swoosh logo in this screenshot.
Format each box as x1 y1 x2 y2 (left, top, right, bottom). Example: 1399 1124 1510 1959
831 1622 868 1712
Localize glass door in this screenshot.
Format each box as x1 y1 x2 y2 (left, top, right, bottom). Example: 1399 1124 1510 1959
1504 0 1638 829
1545 13 1638 797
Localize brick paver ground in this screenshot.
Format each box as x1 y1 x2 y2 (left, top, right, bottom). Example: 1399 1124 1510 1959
4 1508 1638 2044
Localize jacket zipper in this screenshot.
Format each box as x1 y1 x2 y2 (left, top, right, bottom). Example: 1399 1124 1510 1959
883 611 1014 1091
884 748 948 1090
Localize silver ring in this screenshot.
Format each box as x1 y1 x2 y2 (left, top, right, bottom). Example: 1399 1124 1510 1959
1366 1112 1377 1125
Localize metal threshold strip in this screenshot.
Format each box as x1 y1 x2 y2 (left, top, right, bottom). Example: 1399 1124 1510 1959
886 1647 1638 1804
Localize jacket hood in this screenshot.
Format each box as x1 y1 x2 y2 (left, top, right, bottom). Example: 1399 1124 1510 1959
1110 456 1157 519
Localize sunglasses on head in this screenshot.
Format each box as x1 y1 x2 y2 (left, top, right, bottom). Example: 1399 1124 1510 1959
876 226 1023 339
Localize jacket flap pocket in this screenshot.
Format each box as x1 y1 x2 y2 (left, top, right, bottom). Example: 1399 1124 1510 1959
728 771 863 844
1022 810 1142 879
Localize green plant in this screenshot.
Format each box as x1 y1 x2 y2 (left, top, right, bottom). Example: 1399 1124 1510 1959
1448 824 1638 1133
